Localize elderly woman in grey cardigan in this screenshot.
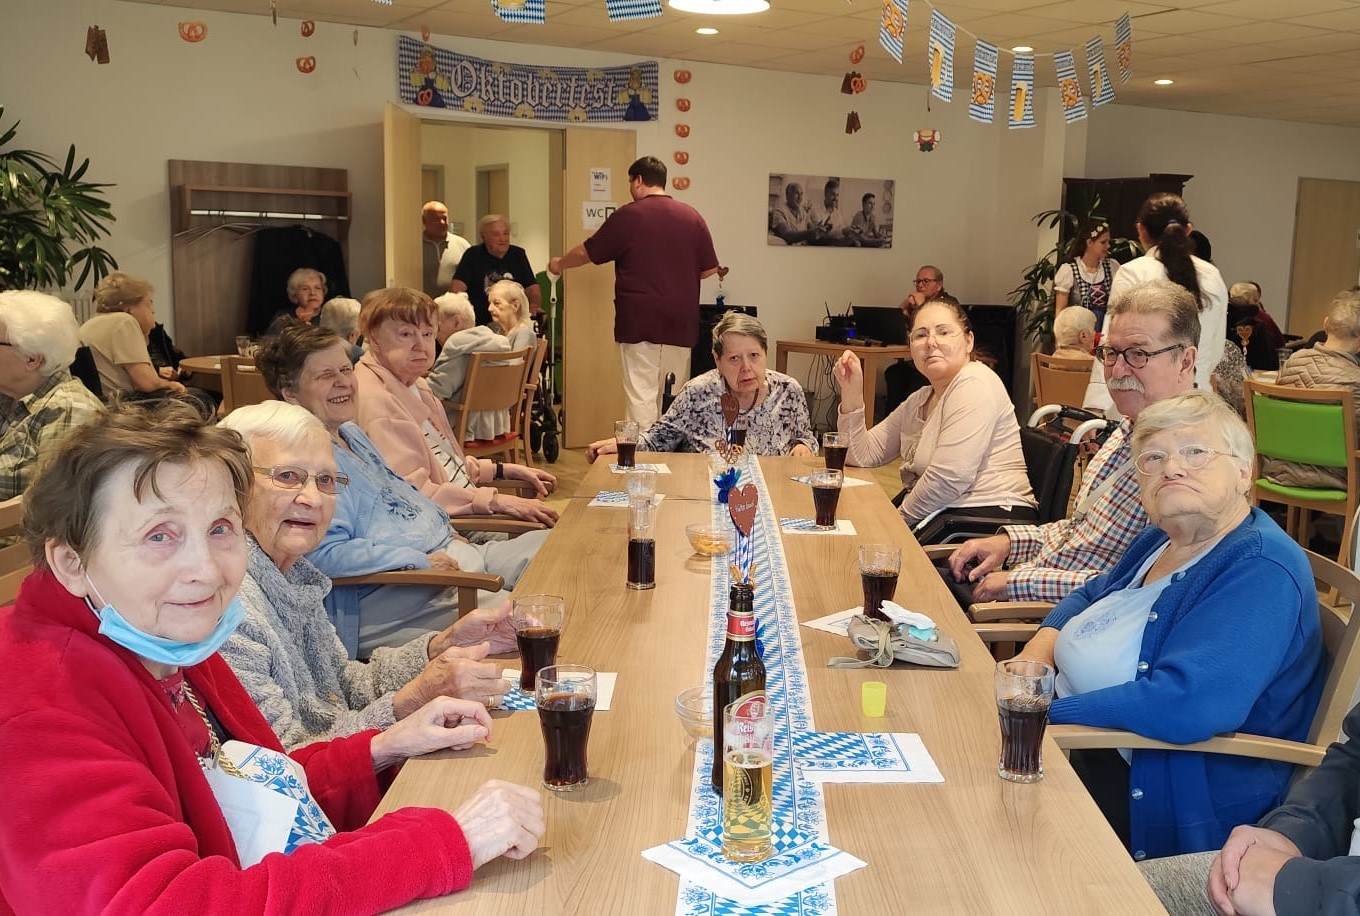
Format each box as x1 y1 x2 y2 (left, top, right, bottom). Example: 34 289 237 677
217 401 516 749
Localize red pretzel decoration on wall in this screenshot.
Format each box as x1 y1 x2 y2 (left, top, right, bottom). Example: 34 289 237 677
675 123 690 138
296 56 316 74
178 21 207 42
300 19 315 37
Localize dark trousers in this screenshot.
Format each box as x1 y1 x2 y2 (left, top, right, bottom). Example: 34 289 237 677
1069 748 1132 848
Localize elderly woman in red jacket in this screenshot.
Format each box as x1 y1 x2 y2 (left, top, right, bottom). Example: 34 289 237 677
0 399 544 913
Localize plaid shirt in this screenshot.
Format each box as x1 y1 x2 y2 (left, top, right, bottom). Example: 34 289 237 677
0 370 103 501
1000 421 1147 603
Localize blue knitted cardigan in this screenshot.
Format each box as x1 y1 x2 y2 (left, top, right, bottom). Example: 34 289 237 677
1042 507 1324 859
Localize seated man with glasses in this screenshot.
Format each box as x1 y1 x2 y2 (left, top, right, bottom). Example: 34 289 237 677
1010 389 1322 859
883 265 948 412
944 280 1200 608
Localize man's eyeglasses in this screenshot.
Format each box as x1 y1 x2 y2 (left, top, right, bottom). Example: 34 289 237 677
914 277 941 286
1093 343 1183 369
253 465 349 494
1134 445 1235 476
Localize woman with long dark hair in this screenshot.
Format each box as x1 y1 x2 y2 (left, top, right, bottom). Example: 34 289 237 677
1084 193 1227 414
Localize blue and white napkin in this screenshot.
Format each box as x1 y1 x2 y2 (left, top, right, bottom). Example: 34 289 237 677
779 518 858 536
641 831 865 906
609 462 671 474
588 490 665 508
495 670 617 712
793 731 944 784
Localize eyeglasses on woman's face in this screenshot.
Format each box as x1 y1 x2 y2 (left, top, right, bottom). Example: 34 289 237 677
253 465 349 494
1134 444 1234 476
1093 342 1183 369
909 325 963 344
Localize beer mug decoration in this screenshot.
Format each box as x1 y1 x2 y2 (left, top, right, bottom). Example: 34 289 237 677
722 696 774 862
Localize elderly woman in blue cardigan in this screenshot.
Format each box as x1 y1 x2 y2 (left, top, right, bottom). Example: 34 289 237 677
1014 391 1323 862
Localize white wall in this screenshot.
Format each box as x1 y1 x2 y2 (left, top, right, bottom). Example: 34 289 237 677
1082 105 1360 328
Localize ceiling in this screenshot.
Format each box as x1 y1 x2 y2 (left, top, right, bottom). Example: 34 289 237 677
130 0 1360 125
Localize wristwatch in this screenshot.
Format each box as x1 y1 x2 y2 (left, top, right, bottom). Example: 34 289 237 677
494 460 505 480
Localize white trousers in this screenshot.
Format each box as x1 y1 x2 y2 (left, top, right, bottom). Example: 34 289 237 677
619 341 692 430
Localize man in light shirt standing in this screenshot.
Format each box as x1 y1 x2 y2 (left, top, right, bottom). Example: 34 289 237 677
421 201 471 300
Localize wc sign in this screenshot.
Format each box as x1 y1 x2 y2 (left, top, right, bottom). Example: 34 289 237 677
582 201 618 230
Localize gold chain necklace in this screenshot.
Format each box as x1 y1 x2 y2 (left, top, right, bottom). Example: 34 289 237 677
182 683 244 778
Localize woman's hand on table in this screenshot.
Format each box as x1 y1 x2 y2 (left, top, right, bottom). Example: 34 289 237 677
491 492 558 526
396 643 506 717
371 696 493 770
455 780 547 868
789 444 814 458
433 600 517 657
586 438 618 463
833 351 864 412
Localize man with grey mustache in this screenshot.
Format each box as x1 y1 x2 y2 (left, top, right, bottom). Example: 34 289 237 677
945 280 1201 606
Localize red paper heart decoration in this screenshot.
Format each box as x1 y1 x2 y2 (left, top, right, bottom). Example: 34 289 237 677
675 123 690 138
300 19 315 37
676 97 691 112
296 56 316 74
850 42 865 64
674 69 692 84
728 485 758 536
673 177 691 190
674 151 689 165
178 21 206 42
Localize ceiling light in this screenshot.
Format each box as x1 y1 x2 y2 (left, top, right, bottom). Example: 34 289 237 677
668 0 770 14
696 26 720 34
1011 45 1033 53
1154 78 1174 85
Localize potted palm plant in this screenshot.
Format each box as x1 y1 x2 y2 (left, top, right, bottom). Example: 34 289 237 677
0 106 117 292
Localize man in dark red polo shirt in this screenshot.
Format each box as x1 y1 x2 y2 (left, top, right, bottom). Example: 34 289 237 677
549 156 722 429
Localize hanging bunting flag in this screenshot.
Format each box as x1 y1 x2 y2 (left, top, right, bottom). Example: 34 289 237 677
1086 36 1115 107
927 9 956 102
1054 49 1087 122
490 0 545 24
968 39 998 124
1008 55 1035 129
879 0 908 64
605 0 662 21
1114 12 1133 83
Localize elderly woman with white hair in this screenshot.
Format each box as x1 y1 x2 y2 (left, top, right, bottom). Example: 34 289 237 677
0 291 103 501
217 400 518 748
1015 391 1323 860
487 280 537 353
319 296 363 363
265 268 327 337
1052 305 1097 359
429 292 512 441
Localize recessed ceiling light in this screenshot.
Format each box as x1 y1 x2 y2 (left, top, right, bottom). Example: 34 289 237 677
668 0 770 14
696 26 720 35
1011 45 1033 53
1154 78 1174 85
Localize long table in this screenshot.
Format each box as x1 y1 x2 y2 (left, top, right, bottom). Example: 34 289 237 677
371 454 1165 914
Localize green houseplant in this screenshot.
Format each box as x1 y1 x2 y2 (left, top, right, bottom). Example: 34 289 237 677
1009 197 1138 347
0 106 117 292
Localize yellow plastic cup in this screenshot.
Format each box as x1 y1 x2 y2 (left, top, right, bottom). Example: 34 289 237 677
861 680 887 718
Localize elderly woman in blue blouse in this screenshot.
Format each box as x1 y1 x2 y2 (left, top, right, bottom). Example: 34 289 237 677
586 313 817 460
1013 391 1323 861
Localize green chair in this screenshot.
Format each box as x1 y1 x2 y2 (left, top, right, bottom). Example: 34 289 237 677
1245 379 1359 564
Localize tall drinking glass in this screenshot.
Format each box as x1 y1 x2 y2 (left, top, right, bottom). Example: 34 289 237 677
627 498 656 590
511 594 564 692
859 544 901 621
822 432 847 471
809 468 843 529
625 467 658 505
615 420 640 468
995 660 1056 783
535 664 597 791
722 696 773 863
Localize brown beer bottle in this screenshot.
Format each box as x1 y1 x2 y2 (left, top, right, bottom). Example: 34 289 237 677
711 582 765 795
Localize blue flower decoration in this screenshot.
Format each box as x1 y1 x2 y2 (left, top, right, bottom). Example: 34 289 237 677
713 467 741 504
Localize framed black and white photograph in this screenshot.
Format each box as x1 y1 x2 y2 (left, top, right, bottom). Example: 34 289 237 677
767 173 894 248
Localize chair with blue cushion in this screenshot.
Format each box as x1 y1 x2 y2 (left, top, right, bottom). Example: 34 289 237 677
1245 379 1358 564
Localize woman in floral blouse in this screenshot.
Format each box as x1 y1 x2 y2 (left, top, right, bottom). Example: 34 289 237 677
587 313 817 460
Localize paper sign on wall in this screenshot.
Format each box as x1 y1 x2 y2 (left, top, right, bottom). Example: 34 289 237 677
583 201 619 230
590 167 611 200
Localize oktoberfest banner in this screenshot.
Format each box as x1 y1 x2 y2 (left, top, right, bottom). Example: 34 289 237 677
397 36 659 122
879 0 909 64
605 0 663 20
1086 36 1115 107
491 0 545 24
968 39 998 124
1114 12 1133 83
927 9 957 103
1008 55 1035 129
1054 49 1087 122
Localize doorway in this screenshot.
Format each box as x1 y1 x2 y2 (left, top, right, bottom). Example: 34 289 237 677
1287 178 1360 335
476 165 510 226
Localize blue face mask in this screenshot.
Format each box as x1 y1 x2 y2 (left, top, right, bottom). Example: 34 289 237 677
86 577 245 668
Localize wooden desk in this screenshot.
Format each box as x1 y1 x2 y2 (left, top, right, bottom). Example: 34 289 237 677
372 455 1163 915
774 340 913 424
179 354 228 394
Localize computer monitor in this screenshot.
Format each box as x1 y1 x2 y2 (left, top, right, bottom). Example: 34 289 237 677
851 306 906 345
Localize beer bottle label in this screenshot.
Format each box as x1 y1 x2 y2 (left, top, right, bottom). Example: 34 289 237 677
730 690 766 720
725 611 757 641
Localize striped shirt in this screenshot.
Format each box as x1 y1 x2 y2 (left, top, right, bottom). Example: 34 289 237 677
1000 421 1148 603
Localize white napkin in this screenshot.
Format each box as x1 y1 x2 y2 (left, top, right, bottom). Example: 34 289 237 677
794 732 945 784
877 600 936 632
499 670 617 711
800 608 859 638
641 841 866 906
778 518 858 536
610 462 671 474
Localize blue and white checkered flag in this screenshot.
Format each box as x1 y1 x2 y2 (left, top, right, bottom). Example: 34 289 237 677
605 0 662 20
879 0 909 64
1054 49 1087 122
927 9 956 103
1114 12 1133 83
1086 36 1116 107
491 0 545 24
1008 54 1035 129
968 39 998 124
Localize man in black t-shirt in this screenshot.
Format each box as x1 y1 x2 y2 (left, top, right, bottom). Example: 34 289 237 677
451 214 541 325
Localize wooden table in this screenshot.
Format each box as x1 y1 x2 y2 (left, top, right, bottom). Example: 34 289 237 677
372 455 1164 914
180 355 226 394
774 340 913 423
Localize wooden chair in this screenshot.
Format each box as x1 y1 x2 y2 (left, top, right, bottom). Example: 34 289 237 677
516 338 548 469
0 496 29 605
1031 352 1095 411
447 346 534 464
1048 549 1360 771
220 356 273 415
1245 380 1359 564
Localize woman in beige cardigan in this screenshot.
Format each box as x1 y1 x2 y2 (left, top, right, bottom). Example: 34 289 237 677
834 297 1036 542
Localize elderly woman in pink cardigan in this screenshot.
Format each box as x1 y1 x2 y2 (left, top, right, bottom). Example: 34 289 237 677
834 297 1036 543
